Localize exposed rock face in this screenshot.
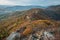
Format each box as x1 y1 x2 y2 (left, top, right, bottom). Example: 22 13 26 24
6 31 21 40
7 29 60 40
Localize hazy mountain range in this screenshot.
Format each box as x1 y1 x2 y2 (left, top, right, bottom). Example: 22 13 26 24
0 5 60 20
0 5 45 11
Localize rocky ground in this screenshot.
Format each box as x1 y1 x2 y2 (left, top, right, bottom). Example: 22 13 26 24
6 20 60 40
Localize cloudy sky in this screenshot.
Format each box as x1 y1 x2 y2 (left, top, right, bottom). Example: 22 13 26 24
0 0 60 6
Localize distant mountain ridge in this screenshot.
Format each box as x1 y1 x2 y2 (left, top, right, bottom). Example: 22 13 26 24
0 5 45 11
47 5 60 14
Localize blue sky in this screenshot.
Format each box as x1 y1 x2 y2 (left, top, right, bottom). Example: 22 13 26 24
0 0 60 6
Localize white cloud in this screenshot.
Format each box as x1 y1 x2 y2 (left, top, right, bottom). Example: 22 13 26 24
8 0 32 6
0 0 15 5
0 0 32 6
0 0 60 6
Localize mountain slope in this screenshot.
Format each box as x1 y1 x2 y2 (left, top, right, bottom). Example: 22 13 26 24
23 8 60 20
0 5 60 40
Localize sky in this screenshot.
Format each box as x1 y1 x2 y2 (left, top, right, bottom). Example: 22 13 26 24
0 0 60 6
